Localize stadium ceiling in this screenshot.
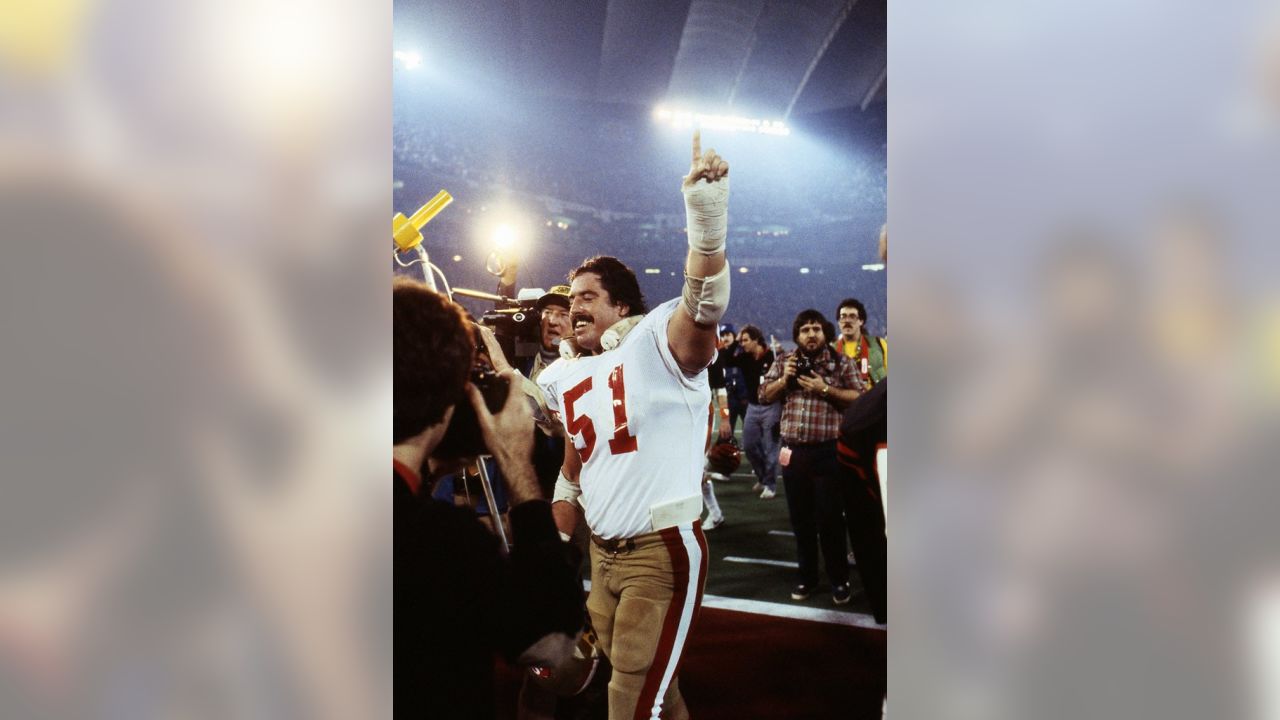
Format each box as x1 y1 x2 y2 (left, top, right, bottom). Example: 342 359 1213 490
395 0 886 118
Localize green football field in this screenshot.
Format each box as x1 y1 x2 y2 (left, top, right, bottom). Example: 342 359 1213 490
697 461 876 618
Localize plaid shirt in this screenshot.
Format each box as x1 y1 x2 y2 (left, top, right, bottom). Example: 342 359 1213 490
762 346 860 445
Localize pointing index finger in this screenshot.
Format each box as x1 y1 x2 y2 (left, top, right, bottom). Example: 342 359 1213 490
691 130 701 163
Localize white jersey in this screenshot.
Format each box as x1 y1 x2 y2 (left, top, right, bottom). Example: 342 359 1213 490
537 298 711 539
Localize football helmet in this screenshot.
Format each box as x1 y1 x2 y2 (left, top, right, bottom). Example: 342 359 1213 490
706 440 741 478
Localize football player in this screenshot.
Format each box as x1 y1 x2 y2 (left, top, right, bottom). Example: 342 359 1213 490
536 131 729 720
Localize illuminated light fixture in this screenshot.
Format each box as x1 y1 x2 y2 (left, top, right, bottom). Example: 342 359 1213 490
738 267 749 274
652 105 790 136
862 263 886 271
644 268 662 274
453 255 462 262
799 268 810 274
492 223 518 251
394 50 423 70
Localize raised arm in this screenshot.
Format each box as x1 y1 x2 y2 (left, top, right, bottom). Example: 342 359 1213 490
668 130 730 373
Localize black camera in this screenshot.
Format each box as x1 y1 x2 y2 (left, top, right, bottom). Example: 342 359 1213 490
479 298 542 362
787 354 819 391
432 329 511 460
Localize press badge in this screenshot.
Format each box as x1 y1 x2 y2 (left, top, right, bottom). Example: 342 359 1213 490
779 446 793 467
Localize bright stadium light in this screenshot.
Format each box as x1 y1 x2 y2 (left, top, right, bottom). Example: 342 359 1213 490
738 267 750 274
799 267 810 274
862 263 886 272
394 50 423 70
491 223 518 251
644 268 662 274
652 105 790 136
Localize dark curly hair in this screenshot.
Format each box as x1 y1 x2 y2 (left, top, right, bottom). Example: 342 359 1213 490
791 308 831 345
569 255 648 316
837 297 867 325
393 278 474 444
739 324 764 344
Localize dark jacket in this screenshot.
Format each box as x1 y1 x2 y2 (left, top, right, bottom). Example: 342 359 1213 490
394 466 583 718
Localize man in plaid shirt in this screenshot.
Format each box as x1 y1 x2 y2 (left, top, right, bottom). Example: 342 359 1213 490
760 308 864 605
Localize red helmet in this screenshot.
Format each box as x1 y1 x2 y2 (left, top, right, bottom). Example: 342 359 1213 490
706 441 741 478
527 620 601 697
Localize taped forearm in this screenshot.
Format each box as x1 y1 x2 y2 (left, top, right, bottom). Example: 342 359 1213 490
683 177 729 255
552 470 581 509
681 263 731 326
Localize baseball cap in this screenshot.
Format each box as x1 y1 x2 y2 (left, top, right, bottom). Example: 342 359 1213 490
536 285 571 312
718 323 736 336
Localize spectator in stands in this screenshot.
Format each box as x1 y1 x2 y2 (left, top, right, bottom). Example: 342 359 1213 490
760 310 863 605
393 278 583 719
737 324 782 499
835 297 887 389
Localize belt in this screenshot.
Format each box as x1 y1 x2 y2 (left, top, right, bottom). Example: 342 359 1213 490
590 535 637 554
784 439 838 448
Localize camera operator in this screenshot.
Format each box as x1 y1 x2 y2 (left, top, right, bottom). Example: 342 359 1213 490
527 285 572 383
759 309 863 605
393 277 583 719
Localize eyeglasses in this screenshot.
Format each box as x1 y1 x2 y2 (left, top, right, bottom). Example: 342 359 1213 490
837 312 861 321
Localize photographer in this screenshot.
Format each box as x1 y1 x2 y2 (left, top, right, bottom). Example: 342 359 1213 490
759 309 862 605
393 278 583 719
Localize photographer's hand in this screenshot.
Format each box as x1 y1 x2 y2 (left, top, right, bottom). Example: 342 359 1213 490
795 372 827 394
475 324 514 374
466 369 539 504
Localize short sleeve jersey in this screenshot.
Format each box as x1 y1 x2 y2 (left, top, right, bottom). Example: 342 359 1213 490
537 298 711 539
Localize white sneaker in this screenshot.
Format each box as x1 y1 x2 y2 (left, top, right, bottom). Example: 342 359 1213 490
702 515 724 530
759 487 776 499
751 482 764 493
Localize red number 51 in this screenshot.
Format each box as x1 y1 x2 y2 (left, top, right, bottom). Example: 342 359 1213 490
562 363 638 463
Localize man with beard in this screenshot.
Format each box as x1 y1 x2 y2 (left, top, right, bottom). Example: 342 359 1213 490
537 132 729 720
760 309 862 605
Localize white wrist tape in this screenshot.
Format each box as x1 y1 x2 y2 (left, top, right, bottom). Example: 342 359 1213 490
683 177 729 256
681 262 731 326
552 471 582 509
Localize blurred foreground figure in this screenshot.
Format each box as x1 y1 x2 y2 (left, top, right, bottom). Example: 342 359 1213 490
393 278 582 719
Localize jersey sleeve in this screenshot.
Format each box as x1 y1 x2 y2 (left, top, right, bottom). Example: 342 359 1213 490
639 298 710 389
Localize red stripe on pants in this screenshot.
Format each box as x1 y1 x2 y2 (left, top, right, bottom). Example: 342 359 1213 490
633 527 691 720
